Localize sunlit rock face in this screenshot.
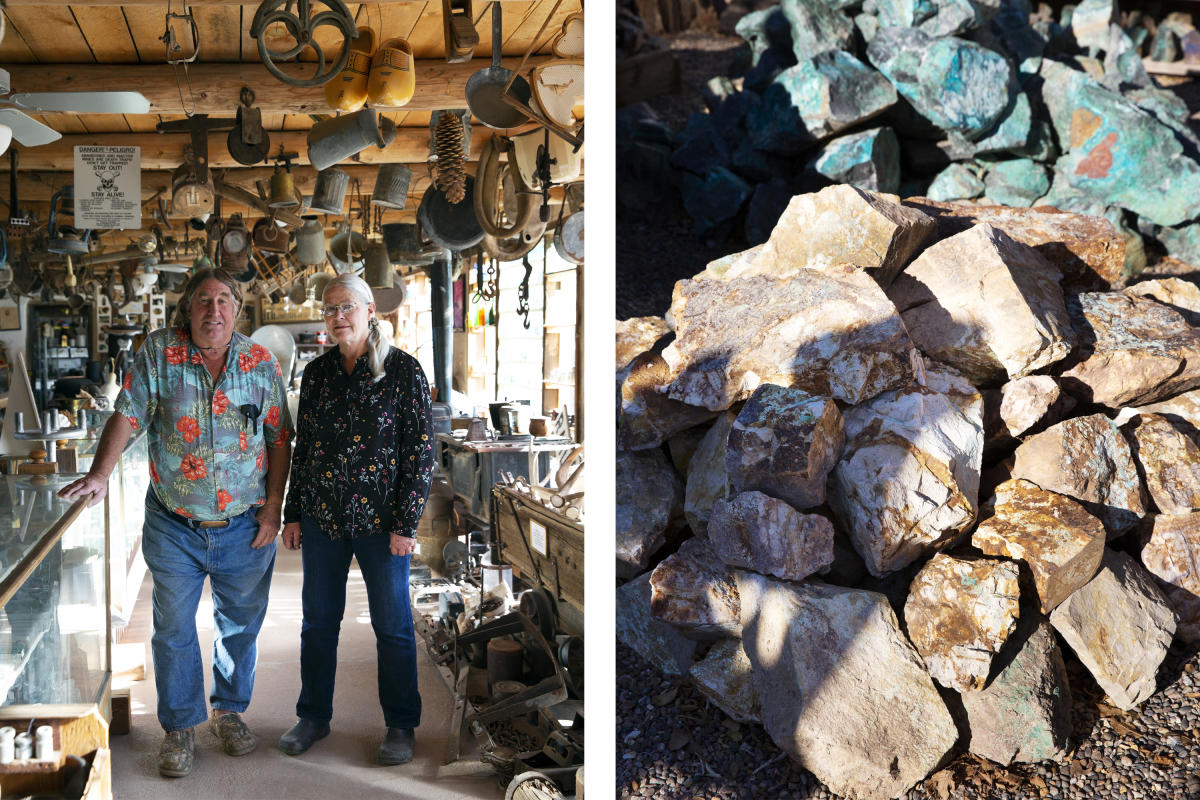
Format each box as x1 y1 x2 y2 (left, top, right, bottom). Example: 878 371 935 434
1141 512 1200 643
708 490 835 581
690 638 760 724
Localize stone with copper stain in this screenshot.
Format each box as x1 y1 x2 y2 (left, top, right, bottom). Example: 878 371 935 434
887 223 1074 385
972 479 1106 614
1141 512 1200 643
662 267 917 411
901 197 1125 290
1010 414 1146 538
903 553 1021 692
615 573 698 676
1070 0 1118 51
707 491 835 580
1000 375 1076 437
738 572 958 800
726 385 844 511
649 537 744 639
727 184 935 288
1059 292 1200 408
1125 278 1200 327
619 350 718 451
829 380 983 576
1048 549 1176 710
1122 413 1200 514
684 410 737 537
616 448 683 579
961 619 1073 765
689 638 760 724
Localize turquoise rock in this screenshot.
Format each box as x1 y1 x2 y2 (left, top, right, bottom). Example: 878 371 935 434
681 167 753 242
855 12 880 42
1149 27 1180 64
867 27 1013 139
748 50 898 155
926 162 985 201
735 6 793 63
811 127 901 193
1037 58 1098 147
780 0 855 62
1070 0 1115 52
1182 29 1200 62
1127 25 1148 51
875 0 996 36
1057 81 1200 226
979 4 1047 84
1102 26 1151 88
973 90 1033 156
1034 169 1108 216
984 158 1050 207
1157 223 1200 267
1127 87 1200 151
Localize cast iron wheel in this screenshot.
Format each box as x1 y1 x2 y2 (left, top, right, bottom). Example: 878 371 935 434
518 587 557 641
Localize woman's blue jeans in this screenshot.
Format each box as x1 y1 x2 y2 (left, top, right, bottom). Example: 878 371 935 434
296 513 421 729
142 491 276 732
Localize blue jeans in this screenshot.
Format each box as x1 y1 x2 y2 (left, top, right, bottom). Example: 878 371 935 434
297 513 421 729
142 490 276 732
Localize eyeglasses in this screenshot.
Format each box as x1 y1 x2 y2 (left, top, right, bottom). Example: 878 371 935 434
321 302 360 318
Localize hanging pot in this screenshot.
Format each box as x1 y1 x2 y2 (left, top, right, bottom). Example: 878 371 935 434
310 167 350 215
464 3 531 130
417 177 484 252
307 108 397 172
553 210 584 264
294 216 328 267
371 163 413 210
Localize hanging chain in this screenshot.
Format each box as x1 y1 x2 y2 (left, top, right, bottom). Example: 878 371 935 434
517 254 532 329
483 258 499 301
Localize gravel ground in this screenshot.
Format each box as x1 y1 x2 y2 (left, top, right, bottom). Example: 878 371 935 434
617 639 1200 800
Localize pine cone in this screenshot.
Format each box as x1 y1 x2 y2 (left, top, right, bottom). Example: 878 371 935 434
434 113 467 204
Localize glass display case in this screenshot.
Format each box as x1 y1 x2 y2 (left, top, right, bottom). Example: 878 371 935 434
0 473 111 799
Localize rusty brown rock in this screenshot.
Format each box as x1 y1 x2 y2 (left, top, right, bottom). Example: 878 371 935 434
648 537 744 639
689 638 760 724
901 198 1126 290
1000 375 1076 437
829 381 983 576
726 385 844 511
707 491 835 580
1048 549 1176 711
615 572 699 676
972 479 1106 614
1010 414 1146 537
1122 413 1200 514
662 266 917 411
903 553 1021 691
1059 292 1200 408
684 409 737 537
1141 512 1200 643
616 448 684 579
619 350 718 450
1126 278 1200 327
887 224 1074 385
730 184 936 288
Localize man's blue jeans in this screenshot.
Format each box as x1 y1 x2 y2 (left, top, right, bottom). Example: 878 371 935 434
296 513 421 729
142 490 276 732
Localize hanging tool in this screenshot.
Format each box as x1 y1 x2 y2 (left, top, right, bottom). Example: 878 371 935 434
441 0 479 63
227 86 270 165
517 254 532 330
250 0 358 88
161 0 200 116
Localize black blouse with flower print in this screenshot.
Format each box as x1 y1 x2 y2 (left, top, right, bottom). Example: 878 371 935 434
283 345 435 540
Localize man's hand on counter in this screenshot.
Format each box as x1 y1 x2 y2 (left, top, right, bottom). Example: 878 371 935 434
57 472 108 507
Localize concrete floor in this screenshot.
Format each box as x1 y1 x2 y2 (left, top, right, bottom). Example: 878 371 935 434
110 542 501 800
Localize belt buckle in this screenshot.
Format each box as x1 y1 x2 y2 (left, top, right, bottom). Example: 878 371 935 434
199 520 229 529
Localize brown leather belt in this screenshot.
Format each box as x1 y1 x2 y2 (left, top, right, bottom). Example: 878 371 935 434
197 520 230 528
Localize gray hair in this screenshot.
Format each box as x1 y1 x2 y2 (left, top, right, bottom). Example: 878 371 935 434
324 273 390 382
171 268 244 329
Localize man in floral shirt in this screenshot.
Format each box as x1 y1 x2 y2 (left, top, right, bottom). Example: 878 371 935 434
60 269 292 778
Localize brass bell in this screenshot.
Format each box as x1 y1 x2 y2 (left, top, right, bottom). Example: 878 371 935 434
269 152 302 208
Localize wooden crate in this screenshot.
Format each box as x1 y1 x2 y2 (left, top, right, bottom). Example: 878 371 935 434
492 486 584 618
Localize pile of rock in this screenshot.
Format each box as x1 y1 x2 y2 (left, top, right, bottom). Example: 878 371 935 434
657 0 1200 271
615 183 1200 800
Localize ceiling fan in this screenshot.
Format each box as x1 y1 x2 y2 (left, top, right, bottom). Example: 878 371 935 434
0 66 151 148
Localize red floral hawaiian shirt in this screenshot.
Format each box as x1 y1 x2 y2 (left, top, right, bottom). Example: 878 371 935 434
115 326 293 521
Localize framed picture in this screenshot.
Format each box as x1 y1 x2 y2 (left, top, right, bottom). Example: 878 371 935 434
0 303 19 331
452 275 467 332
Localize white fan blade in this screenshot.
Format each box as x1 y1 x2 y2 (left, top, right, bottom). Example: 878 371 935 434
8 91 150 114
155 263 192 273
0 109 60 146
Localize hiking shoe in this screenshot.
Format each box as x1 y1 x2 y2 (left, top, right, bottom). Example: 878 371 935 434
278 718 330 756
158 729 194 778
209 711 256 756
378 727 414 765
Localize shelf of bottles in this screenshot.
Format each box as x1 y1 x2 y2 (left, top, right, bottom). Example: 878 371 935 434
26 305 91 408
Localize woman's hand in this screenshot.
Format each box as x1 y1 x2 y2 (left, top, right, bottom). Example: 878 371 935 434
282 521 302 550
389 533 416 557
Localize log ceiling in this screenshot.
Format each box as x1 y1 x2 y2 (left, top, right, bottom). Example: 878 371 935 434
0 0 582 238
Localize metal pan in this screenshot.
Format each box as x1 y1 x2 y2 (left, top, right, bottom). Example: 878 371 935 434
465 3 531 130
417 177 484 252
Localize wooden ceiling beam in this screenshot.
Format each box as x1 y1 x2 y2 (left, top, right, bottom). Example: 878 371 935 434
0 127 499 171
3 57 557 115
8 0 534 5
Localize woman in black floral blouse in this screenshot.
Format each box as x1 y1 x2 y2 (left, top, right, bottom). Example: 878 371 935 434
278 273 435 766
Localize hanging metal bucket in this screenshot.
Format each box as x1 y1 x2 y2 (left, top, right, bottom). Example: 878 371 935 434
363 240 393 288
307 108 397 172
294 216 328 266
371 163 413 210
310 167 349 215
